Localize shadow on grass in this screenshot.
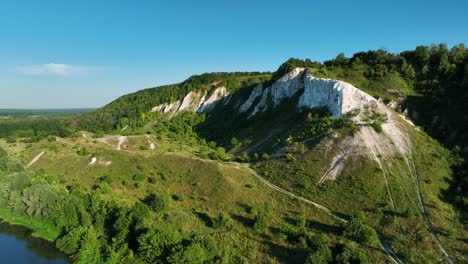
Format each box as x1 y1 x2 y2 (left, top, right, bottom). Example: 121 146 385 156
264 240 306 264
307 220 343 236
193 211 212 227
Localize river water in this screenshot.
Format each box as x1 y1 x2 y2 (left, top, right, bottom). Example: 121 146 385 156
0 221 70 264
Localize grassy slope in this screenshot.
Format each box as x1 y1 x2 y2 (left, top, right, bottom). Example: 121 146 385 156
252 116 466 263
1 136 389 263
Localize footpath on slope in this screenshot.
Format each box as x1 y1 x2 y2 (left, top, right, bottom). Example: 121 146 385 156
26 151 45 168
244 166 404 264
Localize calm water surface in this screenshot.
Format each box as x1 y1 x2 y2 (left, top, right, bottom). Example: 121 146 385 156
0 221 69 264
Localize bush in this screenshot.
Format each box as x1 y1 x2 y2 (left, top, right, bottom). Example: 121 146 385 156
144 192 171 213
253 202 273 233
77 147 90 156
212 212 232 229
98 174 112 185
305 234 332 264
240 152 250 162
168 242 207 264
133 171 146 182
336 243 371 264
137 228 182 263
344 212 378 245
371 120 383 133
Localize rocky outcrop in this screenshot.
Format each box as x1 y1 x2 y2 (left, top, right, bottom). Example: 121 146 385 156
152 68 381 121
239 84 263 113
198 86 228 112
151 86 229 115
239 68 378 119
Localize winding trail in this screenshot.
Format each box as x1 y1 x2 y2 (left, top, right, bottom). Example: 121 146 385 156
245 166 404 264
26 151 45 168
404 148 453 264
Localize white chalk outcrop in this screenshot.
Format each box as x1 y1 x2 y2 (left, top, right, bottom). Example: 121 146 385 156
239 68 378 119
270 67 305 106
151 86 229 115
239 84 263 113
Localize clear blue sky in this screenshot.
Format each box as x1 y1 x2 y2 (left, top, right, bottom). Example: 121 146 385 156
1 0 467 108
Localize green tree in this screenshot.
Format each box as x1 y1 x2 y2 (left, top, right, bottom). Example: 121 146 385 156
144 192 171 213
168 243 207 264
305 234 332 264
137 228 182 263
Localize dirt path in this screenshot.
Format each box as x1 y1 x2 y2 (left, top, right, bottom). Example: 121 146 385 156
26 151 45 168
146 135 155 150
117 136 127 150
245 166 403 264
319 149 349 183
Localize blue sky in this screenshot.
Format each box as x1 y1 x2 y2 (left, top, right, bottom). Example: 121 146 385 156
1 0 467 108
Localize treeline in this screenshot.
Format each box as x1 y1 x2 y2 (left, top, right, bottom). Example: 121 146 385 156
0 116 73 142
75 72 270 133
0 108 95 117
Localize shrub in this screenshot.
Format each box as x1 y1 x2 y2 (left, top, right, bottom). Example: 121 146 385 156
336 243 371 264
305 234 332 264
137 228 182 263
344 212 378 245
212 212 232 229
371 120 383 133
77 147 89 156
144 192 171 213
133 171 146 182
240 152 250 162
253 202 273 233
98 174 112 184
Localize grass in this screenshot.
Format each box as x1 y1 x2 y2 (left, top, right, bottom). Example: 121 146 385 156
0 208 61 242
7 132 394 263
2 110 464 262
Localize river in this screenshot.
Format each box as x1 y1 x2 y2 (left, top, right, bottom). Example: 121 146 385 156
0 221 70 264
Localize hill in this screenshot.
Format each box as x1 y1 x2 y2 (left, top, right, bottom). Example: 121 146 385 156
0 43 466 264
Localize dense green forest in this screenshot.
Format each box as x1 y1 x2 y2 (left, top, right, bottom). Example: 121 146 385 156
75 72 271 132
0 116 73 143
0 108 95 117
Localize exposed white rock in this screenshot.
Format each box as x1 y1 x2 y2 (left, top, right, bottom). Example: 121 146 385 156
270 68 305 106
299 75 377 117
179 91 204 111
151 86 229 116
151 104 166 112
239 84 263 113
198 86 229 112
89 156 97 165
164 101 181 113
250 87 270 117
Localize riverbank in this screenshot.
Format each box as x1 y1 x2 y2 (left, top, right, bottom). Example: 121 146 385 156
0 208 61 242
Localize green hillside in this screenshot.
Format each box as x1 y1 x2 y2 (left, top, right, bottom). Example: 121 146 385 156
0 44 466 264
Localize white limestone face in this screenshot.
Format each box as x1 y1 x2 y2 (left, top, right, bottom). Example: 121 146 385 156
250 87 270 117
298 75 377 117
239 84 263 113
164 101 181 113
179 91 205 111
198 86 229 112
270 67 305 106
